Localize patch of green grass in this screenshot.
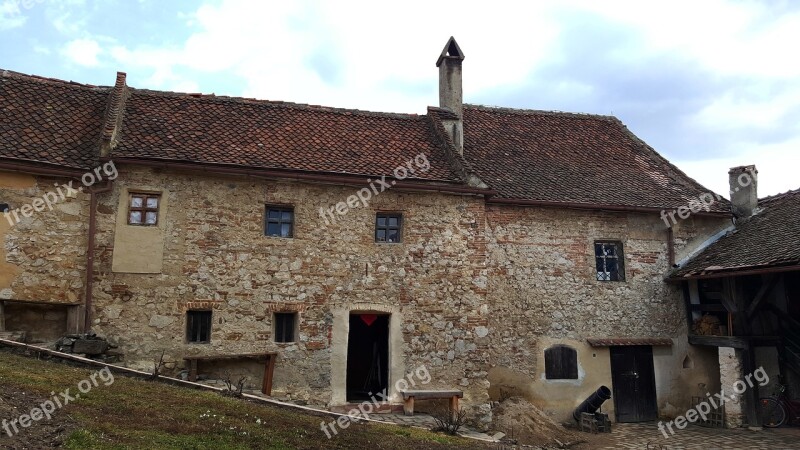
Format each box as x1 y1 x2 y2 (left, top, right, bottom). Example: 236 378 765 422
0 350 485 449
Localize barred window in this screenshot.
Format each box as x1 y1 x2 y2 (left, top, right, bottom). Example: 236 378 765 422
186 310 212 344
595 241 625 281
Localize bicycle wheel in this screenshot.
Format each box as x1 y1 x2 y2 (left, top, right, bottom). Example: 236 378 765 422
759 397 786 427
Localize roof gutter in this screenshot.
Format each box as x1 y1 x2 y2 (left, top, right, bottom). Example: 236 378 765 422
107 157 498 197
0 159 87 178
487 197 731 217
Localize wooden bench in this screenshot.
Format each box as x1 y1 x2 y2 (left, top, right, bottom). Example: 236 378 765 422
183 352 277 395
400 389 463 417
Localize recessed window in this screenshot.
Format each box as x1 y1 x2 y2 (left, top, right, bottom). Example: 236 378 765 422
128 193 160 226
544 345 578 380
186 310 212 344
0 203 8 213
265 206 294 238
375 213 402 243
595 241 625 281
274 312 297 343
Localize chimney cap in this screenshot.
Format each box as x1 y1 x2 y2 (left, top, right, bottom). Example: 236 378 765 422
436 36 465 67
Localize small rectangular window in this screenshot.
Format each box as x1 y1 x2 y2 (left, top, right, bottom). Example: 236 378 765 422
595 241 625 281
274 312 297 343
186 310 212 343
265 206 294 238
375 213 402 243
128 193 160 226
544 345 579 379
0 203 8 213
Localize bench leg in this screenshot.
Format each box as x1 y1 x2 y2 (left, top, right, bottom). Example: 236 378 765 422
403 397 415 416
189 360 198 382
449 396 459 421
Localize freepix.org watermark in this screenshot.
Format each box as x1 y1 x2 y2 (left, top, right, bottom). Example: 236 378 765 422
659 170 756 228
658 366 769 438
320 364 432 439
2 160 117 227
318 153 430 226
2 366 115 437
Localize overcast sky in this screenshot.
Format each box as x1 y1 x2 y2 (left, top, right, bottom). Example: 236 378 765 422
2 0 798 197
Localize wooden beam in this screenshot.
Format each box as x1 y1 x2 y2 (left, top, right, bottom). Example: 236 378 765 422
262 354 276 396
689 334 749 349
746 274 778 318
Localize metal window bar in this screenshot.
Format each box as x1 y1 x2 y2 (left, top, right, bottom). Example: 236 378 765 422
187 311 211 343
595 242 624 281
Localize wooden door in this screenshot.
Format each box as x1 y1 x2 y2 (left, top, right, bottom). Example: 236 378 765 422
610 346 658 422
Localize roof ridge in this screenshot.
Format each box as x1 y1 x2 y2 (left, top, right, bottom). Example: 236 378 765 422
1 68 109 91
760 186 800 204
464 103 617 121
129 87 423 120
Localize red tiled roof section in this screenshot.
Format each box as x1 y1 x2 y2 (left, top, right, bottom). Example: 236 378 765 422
113 90 461 182
671 188 800 278
0 70 108 170
462 105 730 212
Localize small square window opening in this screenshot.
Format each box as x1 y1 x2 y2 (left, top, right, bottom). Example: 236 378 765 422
265 207 294 238
375 213 402 243
274 312 297 343
187 310 212 343
128 193 160 226
595 241 625 281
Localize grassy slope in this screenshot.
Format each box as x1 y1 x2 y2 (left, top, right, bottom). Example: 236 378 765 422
0 350 484 449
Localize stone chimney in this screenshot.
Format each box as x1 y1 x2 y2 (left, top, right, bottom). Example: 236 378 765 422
728 165 758 218
437 37 465 154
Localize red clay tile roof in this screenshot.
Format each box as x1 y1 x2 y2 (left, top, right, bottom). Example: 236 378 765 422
587 337 673 347
671 188 800 278
0 70 108 170
460 105 730 212
112 90 462 182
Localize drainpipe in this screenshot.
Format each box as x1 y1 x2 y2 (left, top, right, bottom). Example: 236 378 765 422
84 181 113 332
667 226 675 267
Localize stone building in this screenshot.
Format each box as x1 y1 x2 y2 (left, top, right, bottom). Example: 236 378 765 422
3 38 779 427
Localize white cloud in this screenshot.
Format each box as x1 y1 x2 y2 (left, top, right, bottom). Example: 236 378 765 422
0 0 26 30
62 38 101 66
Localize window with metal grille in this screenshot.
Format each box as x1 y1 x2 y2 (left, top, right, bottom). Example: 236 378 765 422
595 241 625 281
544 345 578 379
274 312 297 343
265 207 294 238
375 213 402 243
128 193 160 226
186 310 212 344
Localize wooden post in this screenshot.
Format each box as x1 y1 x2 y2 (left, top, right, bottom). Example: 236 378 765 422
449 396 459 421
262 354 276 396
729 277 761 427
0 301 5 332
403 396 415 416
189 359 198 382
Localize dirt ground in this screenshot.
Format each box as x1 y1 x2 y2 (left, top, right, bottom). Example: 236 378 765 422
490 396 587 448
0 385 76 449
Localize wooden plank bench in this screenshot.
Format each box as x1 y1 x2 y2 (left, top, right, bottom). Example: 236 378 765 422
183 352 277 395
400 389 463 417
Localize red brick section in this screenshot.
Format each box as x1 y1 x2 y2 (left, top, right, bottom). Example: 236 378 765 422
113 89 462 182
672 188 800 278
0 70 109 170
460 105 730 212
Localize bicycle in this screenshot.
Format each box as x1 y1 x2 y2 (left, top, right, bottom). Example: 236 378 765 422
759 381 800 427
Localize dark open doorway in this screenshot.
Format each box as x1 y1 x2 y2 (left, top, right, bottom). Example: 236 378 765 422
347 313 389 402
610 345 658 422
